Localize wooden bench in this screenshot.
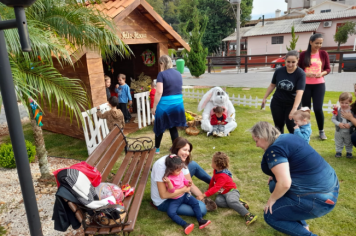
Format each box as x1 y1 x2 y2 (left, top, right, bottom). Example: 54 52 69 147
64 124 155 235
208 57 241 73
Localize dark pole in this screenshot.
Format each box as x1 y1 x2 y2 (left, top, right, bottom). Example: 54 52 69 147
0 14 43 236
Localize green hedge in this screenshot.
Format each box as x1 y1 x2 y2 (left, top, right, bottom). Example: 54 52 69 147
0 141 36 168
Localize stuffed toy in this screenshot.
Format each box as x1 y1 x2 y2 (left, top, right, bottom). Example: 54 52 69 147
198 87 237 136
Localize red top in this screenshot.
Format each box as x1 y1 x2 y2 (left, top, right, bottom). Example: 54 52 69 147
210 113 227 125
150 88 156 108
298 50 331 84
205 169 236 197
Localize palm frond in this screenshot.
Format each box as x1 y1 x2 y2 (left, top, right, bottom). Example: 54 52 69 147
10 55 90 125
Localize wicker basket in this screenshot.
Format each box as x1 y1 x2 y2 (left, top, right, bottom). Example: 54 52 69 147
185 127 200 136
187 121 195 127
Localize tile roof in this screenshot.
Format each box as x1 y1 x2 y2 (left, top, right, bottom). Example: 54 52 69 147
222 27 254 41
243 18 320 37
86 0 189 50
302 9 356 22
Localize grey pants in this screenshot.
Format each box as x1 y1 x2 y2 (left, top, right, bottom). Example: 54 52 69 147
335 131 353 153
212 125 225 133
215 189 249 216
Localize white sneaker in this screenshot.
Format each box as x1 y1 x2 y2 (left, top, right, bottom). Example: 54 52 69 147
213 131 217 136
218 132 224 137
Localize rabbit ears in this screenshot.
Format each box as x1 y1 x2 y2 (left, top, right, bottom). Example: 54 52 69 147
198 87 224 111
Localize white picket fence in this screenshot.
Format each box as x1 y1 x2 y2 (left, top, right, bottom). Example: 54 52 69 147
182 88 337 113
81 103 111 155
134 91 154 129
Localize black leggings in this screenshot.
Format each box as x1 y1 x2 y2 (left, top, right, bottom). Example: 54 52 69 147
270 98 298 134
155 127 179 149
302 83 325 131
117 103 131 121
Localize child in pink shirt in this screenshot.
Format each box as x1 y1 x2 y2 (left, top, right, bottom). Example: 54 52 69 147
162 154 211 234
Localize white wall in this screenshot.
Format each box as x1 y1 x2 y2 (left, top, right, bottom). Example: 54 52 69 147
317 19 356 47
313 3 348 13
247 32 313 55
288 0 304 10
345 0 356 6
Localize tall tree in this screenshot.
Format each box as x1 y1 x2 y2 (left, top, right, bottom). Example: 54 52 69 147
334 21 356 51
179 0 253 53
146 0 164 17
182 6 208 77
286 25 299 51
1 0 130 178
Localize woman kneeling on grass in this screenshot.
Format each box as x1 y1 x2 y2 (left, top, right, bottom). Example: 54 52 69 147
151 137 211 223
250 121 339 236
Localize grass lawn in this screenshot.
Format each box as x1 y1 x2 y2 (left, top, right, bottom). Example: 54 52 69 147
2 88 354 235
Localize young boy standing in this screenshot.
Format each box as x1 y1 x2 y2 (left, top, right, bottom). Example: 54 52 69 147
105 75 111 101
115 74 132 123
332 92 354 158
97 96 125 131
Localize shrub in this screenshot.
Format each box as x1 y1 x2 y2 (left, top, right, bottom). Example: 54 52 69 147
0 141 36 168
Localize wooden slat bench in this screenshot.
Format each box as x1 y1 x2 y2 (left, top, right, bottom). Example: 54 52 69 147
209 57 241 73
63 124 155 235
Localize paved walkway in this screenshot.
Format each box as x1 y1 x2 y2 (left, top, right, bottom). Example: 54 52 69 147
183 69 355 92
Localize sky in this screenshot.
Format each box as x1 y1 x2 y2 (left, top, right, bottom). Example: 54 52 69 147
251 0 288 20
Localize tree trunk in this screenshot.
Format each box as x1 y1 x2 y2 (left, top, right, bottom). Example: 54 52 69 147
31 118 51 178
337 42 341 51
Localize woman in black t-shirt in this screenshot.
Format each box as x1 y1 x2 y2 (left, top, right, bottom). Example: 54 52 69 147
261 50 306 134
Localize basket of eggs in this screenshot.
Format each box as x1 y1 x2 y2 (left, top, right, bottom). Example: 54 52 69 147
185 111 200 136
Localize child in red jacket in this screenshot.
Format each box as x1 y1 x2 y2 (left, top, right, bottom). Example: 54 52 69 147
209 106 227 137
197 152 257 226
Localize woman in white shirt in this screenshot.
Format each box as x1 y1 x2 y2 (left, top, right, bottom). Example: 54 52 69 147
151 137 210 216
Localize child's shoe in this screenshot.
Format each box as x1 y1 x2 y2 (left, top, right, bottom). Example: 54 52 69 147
183 223 194 235
207 132 212 137
198 219 211 229
335 152 342 158
155 148 160 154
346 152 353 158
217 132 224 137
239 198 250 210
244 213 257 226
213 131 217 136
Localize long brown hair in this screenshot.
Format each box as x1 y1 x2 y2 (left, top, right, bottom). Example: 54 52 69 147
171 137 193 165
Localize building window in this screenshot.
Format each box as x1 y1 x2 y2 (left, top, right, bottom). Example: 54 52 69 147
229 42 236 50
321 9 331 13
271 36 284 44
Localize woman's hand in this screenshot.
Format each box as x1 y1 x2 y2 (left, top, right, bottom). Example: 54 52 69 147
342 110 353 120
267 176 273 185
306 73 316 78
264 197 277 214
261 98 266 110
289 107 297 120
196 194 205 201
151 107 156 115
315 73 323 78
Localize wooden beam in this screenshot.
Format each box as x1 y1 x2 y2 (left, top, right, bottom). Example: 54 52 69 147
113 0 141 23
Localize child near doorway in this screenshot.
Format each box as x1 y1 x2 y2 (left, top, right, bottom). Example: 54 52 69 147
150 79 157 109
115 74 132 123
104 75 111 101
96 96 125 131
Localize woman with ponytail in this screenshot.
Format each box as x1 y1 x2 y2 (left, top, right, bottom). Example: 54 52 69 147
298 34 331 140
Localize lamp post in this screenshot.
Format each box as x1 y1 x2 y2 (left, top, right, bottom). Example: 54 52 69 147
0 0 43 235
230 0 241 67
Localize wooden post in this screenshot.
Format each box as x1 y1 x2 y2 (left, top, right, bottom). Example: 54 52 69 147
244 56 248 73
208 58 211 73
338 52 343 73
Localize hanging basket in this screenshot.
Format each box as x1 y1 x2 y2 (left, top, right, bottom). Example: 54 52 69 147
185 127 200 136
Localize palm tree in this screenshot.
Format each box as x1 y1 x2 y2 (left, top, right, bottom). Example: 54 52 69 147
0 0 130 178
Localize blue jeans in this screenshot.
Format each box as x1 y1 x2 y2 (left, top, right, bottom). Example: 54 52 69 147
166 193 202 226
157 195 207 217
265 180 339 236
188 161 211 184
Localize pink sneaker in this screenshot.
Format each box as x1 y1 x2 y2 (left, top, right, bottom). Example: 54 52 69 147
198 219 211 229
184 223 194 234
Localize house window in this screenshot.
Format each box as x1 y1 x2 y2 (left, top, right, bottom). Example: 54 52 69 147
229 42 236 50
321 9 331 13
271 36 284 44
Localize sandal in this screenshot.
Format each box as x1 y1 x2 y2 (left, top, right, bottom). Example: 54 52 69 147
244 213 258 226
239 198 249 210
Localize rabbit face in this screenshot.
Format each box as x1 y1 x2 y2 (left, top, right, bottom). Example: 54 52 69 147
212 89 228 106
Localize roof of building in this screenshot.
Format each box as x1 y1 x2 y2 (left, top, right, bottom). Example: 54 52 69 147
244 14 305 27
86 0 189 50
309 0 350 10
243 18 320 37
302 9 356 22
222 27 254 41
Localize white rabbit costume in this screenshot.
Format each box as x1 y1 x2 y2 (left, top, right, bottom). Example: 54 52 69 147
198 87 237 136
